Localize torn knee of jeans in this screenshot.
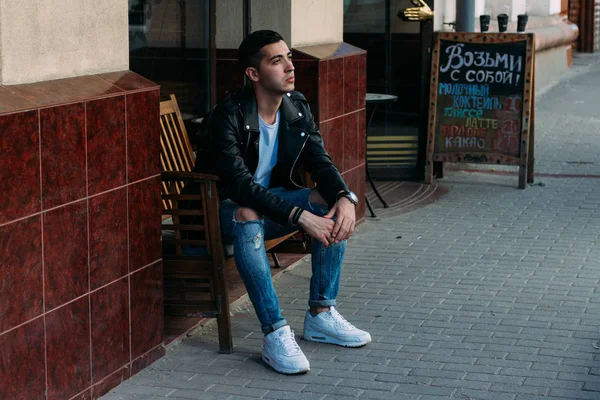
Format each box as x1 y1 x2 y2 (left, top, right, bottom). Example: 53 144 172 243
252 231 262 249
232 221 265 248
232 217 265 225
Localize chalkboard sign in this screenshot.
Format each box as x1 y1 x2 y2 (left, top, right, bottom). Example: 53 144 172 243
425 32 535 189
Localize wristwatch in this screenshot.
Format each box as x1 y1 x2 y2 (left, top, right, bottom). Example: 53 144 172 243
336 190 359 206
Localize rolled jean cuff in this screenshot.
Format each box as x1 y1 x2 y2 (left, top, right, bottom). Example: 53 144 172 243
308 299 337 307
261 319 288 335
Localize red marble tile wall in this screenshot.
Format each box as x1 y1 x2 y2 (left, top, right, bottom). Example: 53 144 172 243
0 71 164 400
294 43 367 221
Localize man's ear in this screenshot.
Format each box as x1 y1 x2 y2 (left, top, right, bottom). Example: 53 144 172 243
245 67 259 82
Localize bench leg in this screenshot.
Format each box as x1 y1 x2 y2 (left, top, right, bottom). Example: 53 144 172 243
217 310 233 353
217 259 233 354
270 251 282 268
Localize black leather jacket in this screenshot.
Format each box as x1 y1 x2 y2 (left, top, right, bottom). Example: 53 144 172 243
195 85 349 225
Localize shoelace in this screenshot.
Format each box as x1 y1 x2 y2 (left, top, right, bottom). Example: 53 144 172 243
278 329 302 355
329 308 357 330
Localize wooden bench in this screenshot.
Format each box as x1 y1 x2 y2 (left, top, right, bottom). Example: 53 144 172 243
160 95 308 353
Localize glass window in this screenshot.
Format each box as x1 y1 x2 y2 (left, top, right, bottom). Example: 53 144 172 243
129 0 211 123
344 0 386 34
344 0 422 179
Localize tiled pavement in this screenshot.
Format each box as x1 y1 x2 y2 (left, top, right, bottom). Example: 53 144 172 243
102 54 600 399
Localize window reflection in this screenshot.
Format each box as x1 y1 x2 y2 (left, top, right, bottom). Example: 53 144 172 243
344 0 421 178
128 0 211 124
344 0 386 34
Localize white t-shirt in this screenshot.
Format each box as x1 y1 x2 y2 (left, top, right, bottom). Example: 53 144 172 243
254 110 280 188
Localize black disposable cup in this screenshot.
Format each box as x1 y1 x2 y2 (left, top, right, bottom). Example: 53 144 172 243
497 14 509 32
517 14 529 32
480 15 491 32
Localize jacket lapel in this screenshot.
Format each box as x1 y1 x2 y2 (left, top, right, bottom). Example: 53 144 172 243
280 93 303 124
278 95 308 164
242 86 260 133
240 88 307 167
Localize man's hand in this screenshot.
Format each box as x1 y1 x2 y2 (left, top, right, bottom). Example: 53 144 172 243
324 197 356 244
297 211 335 247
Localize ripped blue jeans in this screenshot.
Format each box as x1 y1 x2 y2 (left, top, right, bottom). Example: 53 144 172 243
220 187 346 334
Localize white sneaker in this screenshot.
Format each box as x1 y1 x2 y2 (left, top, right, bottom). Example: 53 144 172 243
303 306 372 347
262 325 310 374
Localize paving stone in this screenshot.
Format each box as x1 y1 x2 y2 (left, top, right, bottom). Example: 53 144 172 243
337 378 397 391
352 363 411 374
474 358 533 369
277 374 341 386
300 383 362 397
583 381 600 391
549 388 600 399
112 384 174 396
374 374 432 386
498 367 557 379
228 396 270 400
561 357 598 368
490 383 550 396
524 377 583 390
263 391 324 399
466 373 525 385
316 369 376 380
431 377 491 391
442 363 500 374
392 384 455 397
409 368 465 380
169 389 237 399
205 384 268 397
453 389 517 400
101 394 167 400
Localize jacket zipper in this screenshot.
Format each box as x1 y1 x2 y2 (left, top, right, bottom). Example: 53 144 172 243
243 131 251 157
289 134 310 189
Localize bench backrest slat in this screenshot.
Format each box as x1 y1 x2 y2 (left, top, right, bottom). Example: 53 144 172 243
160 95 209 257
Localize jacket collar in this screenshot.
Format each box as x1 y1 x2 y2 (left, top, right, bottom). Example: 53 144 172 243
242 85 303 132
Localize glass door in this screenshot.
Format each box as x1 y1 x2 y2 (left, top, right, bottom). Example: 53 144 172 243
344 0 433 180
128 0 212 145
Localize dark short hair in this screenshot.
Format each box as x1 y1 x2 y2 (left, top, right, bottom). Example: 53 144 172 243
238 30 284 72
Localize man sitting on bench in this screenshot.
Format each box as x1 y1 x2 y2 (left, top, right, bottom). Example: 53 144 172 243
195 30 371 374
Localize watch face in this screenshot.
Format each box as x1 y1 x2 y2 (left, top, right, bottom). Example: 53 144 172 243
348 191 359 204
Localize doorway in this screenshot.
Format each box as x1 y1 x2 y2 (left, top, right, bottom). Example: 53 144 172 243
343 0 434 180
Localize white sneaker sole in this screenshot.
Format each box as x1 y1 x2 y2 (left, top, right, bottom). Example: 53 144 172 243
261 352 310 375
303 329 371 347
